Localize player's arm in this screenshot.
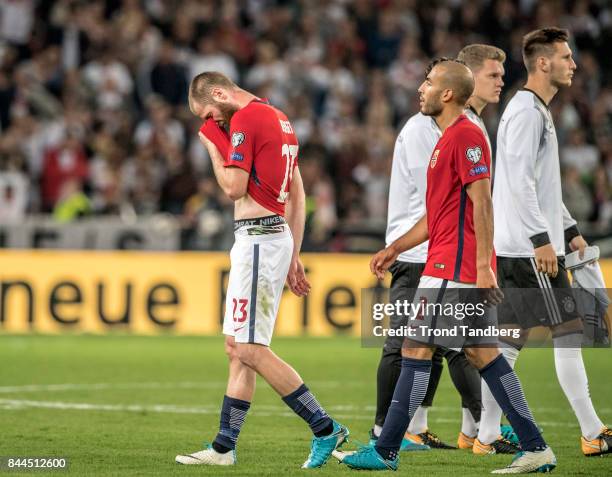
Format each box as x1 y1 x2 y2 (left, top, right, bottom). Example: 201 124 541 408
456 130 502 301
198 132 249 201
562 202 587 259
285 166 311 297
286 166 306 259
465 178 495 282
370 215 428 280
503 109 557 276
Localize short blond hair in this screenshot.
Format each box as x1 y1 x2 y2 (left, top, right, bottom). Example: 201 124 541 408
457 44 506 72
188 71 237 112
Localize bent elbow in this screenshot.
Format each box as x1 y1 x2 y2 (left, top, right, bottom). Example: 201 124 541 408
226 185 247 201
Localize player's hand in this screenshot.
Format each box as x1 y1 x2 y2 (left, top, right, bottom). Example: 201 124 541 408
569 235 588 260
287 258 311 297
534 243 558 277
198 131 219 155
370 247 399 280
476 266 504 306
199 119 231 159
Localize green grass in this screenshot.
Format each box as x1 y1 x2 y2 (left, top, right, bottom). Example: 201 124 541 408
0 335 610 476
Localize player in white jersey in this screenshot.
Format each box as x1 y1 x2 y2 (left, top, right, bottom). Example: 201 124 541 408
490 27 611 457
368 46 518 454
454 44 523 455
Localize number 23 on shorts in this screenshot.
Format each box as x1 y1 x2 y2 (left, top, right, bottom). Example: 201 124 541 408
232 298 248 322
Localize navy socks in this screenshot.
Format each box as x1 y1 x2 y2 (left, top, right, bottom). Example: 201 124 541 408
479 354 546 451
282 383 333 436
213 395 251 452
375 358 432 460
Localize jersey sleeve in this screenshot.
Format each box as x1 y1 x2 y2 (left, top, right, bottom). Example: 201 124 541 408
562 202 580 244
403 123 435 201
226 110 256 173
452 127 491 186
500 108 551 247
199 119 230 158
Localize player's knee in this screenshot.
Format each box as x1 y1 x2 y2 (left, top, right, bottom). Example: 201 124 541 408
235 344 261 369
224 336 238 360
401 340 434 360
463 347 498 370
500 325 528 348
551 317 583 338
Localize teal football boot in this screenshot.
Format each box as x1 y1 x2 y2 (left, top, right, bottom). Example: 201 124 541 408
302 420 349 468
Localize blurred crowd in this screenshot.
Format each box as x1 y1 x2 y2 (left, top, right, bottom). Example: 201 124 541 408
0 0 611 252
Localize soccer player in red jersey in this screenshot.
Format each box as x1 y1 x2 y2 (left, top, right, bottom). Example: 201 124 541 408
337 59 556 473
176 72 348 468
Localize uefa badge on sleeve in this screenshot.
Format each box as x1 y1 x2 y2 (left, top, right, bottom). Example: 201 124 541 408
465 146 482 164
231 132 245 147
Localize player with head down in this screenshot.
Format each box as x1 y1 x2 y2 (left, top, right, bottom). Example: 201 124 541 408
175 72 348 468
336 59 556 474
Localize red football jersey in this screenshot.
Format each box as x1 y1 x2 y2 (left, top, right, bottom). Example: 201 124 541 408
423 114 495 283
224 99 299 216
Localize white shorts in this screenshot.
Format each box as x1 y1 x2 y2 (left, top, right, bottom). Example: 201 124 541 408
410 275 498 351
222 223 293 346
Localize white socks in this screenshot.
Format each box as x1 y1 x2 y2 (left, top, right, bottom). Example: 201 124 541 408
553 336 603 440
477 347 519 444
407 406 428 434
461 407 479 437
403 406 478 436
374 424 383 437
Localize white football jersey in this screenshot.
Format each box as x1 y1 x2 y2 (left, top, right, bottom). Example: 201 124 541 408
464 106 492 157
386 113 441 263
493 89 577 257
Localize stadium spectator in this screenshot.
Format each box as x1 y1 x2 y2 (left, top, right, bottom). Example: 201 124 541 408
0 150 29 222
0 0 36 57
120 144 164 216
563 165 594 222
82 45 133 111
134 95 185 149
40 128 88 212
52 177 91 222
188 35 238 83
562 127 600 174
148 40 188 107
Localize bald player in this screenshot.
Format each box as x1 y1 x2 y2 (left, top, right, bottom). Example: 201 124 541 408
336 59 556 474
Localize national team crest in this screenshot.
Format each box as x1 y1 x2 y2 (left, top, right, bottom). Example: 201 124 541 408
430 149 440 168
231 132 245 147
562 296 576 313
465 146 482 164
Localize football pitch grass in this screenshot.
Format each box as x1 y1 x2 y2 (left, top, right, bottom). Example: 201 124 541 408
1 335 610 476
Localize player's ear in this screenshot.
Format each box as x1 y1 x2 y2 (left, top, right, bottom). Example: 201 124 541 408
537 56 551 73
211 86 227 102
441 88 453 104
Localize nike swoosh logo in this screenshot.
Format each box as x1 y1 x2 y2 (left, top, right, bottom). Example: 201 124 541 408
234 326 246 332
391 400 399 403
